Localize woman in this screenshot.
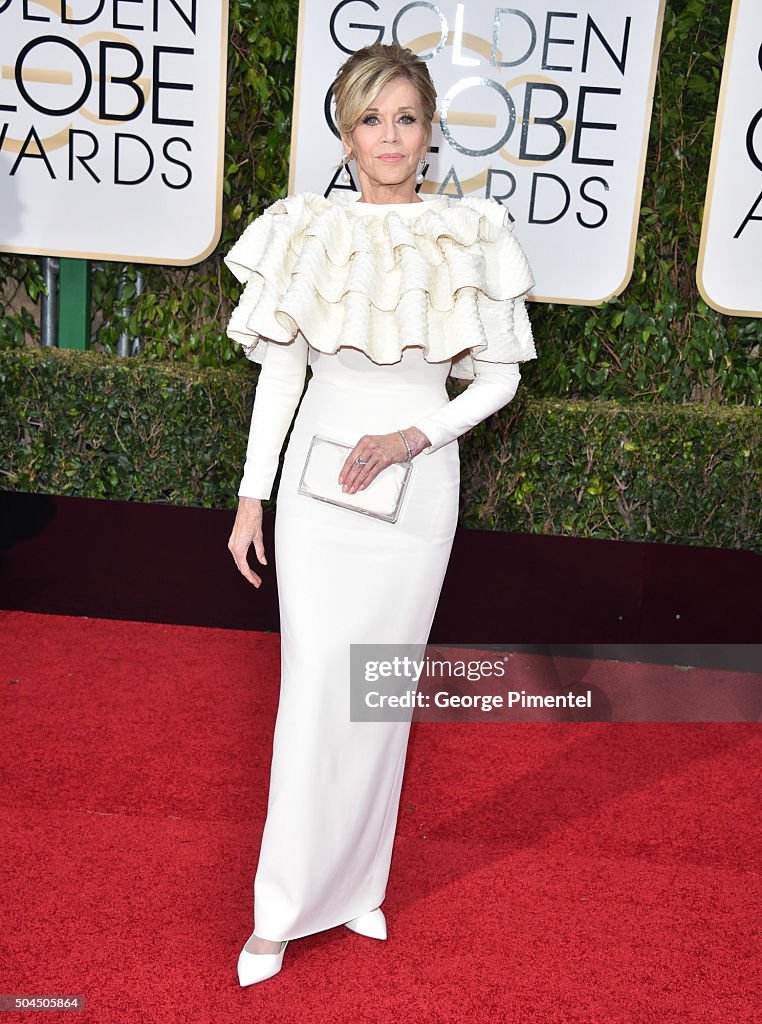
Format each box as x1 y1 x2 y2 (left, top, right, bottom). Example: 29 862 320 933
225 42 535 985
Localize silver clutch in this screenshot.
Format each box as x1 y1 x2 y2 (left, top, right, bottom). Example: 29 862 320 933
297 434 413 523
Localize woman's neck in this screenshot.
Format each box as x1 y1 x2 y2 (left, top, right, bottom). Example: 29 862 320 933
357 175 422 205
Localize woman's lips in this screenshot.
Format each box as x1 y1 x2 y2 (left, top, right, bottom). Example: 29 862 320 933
377 154 405 162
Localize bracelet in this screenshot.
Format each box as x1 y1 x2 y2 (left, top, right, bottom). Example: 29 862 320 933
398 429 414 462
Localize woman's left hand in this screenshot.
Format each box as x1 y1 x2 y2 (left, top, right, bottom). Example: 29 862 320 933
339 428 429 493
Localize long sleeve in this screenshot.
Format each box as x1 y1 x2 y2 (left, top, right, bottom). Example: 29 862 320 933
237 334 309 500
414 357 522 455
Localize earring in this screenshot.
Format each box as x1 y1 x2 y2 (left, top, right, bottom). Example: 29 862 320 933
416 157 426 185
340 154 351 184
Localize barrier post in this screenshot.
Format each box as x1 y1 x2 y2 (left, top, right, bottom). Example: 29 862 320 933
57 258 91 350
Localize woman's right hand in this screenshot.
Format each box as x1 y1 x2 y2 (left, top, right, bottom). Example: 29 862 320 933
228 496 267 588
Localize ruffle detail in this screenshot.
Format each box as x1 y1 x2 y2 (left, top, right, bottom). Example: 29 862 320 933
224 191 535 380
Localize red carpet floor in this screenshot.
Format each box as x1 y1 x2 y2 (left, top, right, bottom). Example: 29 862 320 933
1 609 759 1024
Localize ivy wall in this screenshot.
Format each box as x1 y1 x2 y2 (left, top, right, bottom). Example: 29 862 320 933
0 0 759 406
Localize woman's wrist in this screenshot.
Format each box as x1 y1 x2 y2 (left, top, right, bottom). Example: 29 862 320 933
400 426 431 458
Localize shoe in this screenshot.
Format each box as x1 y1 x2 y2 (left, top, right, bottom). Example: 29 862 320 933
344 907 387 940
237 934 289 986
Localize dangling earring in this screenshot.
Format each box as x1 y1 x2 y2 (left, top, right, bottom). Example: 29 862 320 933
416 157 426 185
340 153 351 184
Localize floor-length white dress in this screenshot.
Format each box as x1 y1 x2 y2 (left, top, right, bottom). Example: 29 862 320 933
224 191 535 942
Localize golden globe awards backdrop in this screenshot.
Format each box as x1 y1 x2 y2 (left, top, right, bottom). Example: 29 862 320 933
0 0 228 265
698 0 762 317
289 0 666 305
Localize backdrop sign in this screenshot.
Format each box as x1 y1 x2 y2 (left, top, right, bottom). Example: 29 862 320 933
698 0 762 317
0 0 228 265
289 0 666 305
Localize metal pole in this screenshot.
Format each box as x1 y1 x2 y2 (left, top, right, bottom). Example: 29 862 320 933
39 257 59 347
117 266 145 356
116 267 131 356
132 270 144 356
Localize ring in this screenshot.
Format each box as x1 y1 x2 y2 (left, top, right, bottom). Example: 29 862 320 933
355 457 368 466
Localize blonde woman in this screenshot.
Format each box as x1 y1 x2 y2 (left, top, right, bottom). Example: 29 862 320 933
226 41 535 985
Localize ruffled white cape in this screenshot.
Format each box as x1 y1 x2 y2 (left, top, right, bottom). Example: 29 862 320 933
224 191 535 380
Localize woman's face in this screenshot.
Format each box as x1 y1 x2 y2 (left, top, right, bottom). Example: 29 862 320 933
344 77 429 196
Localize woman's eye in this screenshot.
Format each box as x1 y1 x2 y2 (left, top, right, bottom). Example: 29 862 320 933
360 114 417 125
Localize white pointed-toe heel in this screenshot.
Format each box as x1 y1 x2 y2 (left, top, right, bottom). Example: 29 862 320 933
237 935 289 986
344 907 387 940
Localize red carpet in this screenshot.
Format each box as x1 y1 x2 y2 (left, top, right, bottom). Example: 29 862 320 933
1 609 759 1023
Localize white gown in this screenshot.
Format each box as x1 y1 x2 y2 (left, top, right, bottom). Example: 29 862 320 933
224 191 535 942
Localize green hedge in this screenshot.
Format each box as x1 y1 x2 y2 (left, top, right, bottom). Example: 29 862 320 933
0 349 250 507
2 348 759 552
458 394 761 550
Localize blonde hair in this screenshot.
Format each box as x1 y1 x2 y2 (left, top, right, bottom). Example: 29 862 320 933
332 43 437 156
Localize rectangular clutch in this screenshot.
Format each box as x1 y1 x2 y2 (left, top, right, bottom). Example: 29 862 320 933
297 434 413 523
